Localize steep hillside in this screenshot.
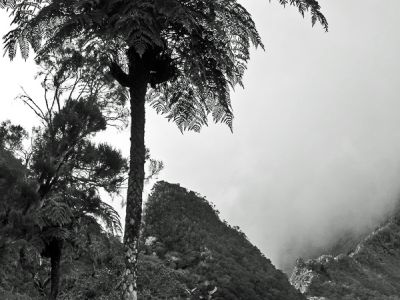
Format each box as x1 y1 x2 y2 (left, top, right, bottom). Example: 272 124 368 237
290 209 400 300
142 181 305 300
1 180 305 299
280 229 370 275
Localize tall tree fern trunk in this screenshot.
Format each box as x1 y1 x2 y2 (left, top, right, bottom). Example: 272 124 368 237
122 52 150 300
49 239 63 300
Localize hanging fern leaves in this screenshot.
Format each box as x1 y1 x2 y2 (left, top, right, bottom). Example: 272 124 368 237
98 202 122 236
67 188 123 236
0 0 16 9
3 0 327 130
39 197 73 227
1 2 327 296
17 29 29 60
2 0 45 60
276 0 328 31
3 30 18 60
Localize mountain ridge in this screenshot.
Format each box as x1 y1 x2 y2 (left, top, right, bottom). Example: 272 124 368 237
290 205 400 300
142 181 305 299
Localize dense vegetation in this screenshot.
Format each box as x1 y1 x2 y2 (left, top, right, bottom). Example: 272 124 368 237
290 206 400 300
0 180 306 299
1 1 327 297
141 181 305 300
0 92 127 299
1 0 328 298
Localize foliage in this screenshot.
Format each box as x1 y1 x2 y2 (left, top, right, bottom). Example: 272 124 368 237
0 49 129 296
1 1 327 298
1 180 307 299
291 210 400 300
2 0 327 131
0 120 28 153
142 181 306 300
0 115 126 297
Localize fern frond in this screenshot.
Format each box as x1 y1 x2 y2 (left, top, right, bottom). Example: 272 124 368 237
3 29 18 60
276 0 328 31
39 197 72 227
0 0 16 9
17 30 29 60
2 0 327 132
98 202 122 235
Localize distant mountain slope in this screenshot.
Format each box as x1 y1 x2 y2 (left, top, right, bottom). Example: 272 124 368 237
290 209 400 300
142 181 305 300
280 229 371 275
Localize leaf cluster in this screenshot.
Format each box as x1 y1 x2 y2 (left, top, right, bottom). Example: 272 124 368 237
3 0 327 132
0 55 128 295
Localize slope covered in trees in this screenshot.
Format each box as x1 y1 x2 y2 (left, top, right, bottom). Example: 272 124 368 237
2 1 327 297
141 181 305 300
1 180 306 299
290 205 400 300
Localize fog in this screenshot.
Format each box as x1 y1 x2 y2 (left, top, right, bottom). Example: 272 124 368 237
2 0 400 272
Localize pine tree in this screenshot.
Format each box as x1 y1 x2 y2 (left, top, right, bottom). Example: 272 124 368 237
2 1 327 298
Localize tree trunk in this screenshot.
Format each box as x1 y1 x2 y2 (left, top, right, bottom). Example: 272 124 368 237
49 239 63 300
122 52 150 300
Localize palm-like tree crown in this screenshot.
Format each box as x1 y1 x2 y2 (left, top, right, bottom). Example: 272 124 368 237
3 0 327 131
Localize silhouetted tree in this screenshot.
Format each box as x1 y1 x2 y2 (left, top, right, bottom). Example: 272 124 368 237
2 1 327 298
0 55 128 299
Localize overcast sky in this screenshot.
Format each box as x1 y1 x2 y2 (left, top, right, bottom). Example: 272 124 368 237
1 0 400 271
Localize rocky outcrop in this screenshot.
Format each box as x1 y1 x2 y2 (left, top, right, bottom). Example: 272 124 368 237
290 212 400 300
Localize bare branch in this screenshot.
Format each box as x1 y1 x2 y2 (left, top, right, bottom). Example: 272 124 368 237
20 96 46 122
67 72 81 102
19 87 46 120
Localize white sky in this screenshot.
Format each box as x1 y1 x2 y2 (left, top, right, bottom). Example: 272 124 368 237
2 0 400 270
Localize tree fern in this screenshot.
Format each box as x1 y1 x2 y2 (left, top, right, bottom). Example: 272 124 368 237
39 197 73 228
277 0 328 31
2 1 327 298
3 0 327 130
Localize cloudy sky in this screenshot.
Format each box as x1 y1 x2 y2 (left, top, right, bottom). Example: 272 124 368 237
1 0 400 271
